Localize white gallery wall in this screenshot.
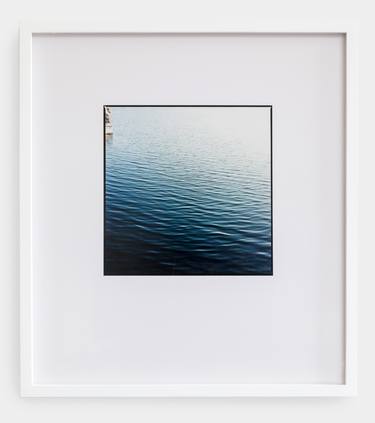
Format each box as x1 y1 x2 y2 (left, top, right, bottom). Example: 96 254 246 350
0 0 373 421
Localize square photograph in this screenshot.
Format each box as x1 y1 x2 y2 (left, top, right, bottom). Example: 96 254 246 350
104 106 272 275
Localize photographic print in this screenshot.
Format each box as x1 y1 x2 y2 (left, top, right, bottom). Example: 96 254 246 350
104 106 272 275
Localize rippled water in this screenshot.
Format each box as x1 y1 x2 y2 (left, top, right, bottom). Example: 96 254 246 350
104 106 272 275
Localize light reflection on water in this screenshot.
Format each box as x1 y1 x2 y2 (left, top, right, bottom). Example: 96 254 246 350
104 106 272 275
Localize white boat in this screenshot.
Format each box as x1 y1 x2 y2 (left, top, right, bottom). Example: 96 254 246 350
104 106 113 136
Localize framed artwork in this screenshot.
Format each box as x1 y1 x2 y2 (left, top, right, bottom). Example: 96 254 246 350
20 23 358 397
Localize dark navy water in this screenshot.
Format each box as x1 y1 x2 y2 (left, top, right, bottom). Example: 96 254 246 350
104 107 272 275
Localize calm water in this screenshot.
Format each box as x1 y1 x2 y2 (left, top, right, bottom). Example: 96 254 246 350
104 107 272 275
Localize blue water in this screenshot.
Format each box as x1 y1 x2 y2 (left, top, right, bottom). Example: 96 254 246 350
104 107 272 275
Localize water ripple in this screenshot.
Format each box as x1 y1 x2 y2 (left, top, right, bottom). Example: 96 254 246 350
105 107 272 275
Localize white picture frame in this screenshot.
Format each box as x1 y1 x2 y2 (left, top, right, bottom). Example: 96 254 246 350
20 22 358 397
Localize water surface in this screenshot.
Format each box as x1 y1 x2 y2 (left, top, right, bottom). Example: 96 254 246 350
104 106 272 275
